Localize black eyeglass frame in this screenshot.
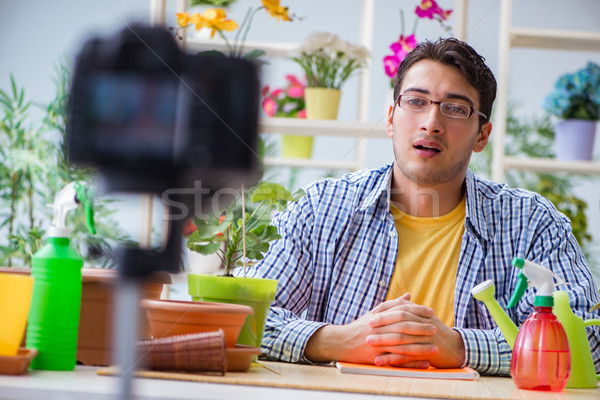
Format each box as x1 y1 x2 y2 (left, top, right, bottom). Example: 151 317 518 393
396 95 488 120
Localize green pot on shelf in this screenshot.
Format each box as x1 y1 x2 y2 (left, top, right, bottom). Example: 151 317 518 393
187 274 277 349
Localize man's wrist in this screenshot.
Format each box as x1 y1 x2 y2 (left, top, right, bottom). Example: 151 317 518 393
304 324 340 363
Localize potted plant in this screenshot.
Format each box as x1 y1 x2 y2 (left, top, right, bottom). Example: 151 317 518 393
261 74 310 158
542 61 600 161
291 31 369 121
186 182 304 348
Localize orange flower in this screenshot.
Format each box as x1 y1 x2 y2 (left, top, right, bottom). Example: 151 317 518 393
262 0 291 22
215 214 227 237
176 12 192 28
190 8 238 38
182 219 197 236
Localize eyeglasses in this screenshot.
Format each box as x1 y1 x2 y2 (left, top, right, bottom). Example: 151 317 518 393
396 95 487 120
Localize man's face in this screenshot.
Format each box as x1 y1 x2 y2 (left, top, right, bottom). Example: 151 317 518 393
386 60 491 186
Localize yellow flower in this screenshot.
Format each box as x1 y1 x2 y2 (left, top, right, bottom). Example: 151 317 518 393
190 8 239 38
262 0 291 22
176 12 191 28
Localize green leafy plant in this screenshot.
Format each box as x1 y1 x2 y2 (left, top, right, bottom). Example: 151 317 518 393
186 181 304 276
0 60 132 268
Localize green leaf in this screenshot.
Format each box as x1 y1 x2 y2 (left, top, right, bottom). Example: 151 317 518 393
250 182 293 202
250 224 281 242
187 242 221 255
243 49 266 60
192 212 232 239
197 50 227 58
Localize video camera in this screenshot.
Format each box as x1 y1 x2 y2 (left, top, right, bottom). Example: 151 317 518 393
67 25 261 276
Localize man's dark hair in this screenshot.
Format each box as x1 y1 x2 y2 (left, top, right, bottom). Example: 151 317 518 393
392 37 497 124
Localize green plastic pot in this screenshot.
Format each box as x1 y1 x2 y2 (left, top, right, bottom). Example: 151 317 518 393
187 274 277 348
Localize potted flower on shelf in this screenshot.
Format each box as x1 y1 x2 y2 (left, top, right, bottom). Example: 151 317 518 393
186 182 304 348
174 0 294 60
291 31 370 121
543 61 600 161
261 74 310 158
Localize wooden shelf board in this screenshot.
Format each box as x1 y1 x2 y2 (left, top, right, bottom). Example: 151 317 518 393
263 157 358 170
259 118 388 139
184 37 297 57
510 27 600 51
503 156 600 174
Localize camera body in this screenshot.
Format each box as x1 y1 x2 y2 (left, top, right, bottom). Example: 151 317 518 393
68 25 260 194
66 25 261 275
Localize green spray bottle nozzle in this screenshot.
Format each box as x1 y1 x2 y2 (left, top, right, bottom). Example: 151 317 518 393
508 257 563 308
508 270 529 308
74 182 96 235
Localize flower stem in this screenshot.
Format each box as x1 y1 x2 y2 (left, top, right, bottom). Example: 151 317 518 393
237 6 264 58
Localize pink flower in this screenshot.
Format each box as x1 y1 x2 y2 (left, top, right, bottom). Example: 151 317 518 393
392 34 417 58
415 0 451 21
262 97 277 117
383 55 400 79
285 74 302 86
440 9 453 20
261 85 270 97
261 73 306 118
383 34 417 80
287 84 304 98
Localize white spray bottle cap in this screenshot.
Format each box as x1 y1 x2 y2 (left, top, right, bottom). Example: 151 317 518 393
508 258 565 308
48 181 96 238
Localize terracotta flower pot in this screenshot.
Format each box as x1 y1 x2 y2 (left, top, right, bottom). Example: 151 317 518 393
140 299 253 347
76 268 170 366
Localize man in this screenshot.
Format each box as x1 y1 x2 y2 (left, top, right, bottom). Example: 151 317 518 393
238 38 600 375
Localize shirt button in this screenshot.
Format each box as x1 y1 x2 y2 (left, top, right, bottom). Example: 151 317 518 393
379 279 386 287
389 229 396 238
284 350 291 358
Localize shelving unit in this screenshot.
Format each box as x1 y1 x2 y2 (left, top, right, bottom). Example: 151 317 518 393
149 0 468 172
492 0 600 182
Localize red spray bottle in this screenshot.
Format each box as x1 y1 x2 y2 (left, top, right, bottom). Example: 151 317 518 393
507 258 570 391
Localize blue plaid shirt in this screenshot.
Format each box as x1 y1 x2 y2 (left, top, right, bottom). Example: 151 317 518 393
238 164 600 375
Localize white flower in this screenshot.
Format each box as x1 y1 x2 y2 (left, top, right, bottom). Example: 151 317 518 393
291 30 371 89
300 31 337 53
348 44 370 67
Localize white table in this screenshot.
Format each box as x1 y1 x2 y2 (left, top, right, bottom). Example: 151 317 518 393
0 366 413 400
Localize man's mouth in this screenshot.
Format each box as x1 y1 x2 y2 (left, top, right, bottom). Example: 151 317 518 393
413 140 442 153
414 144 441 153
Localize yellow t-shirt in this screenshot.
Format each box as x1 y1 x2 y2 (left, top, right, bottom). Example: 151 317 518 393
386 197 466 327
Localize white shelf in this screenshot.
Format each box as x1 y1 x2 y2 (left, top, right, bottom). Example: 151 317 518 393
259 117 388 139
184 37 297 57
263 157 357 170
510 27 600 52
503 157 600 175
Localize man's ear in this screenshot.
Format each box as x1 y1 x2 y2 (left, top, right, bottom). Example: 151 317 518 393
473 121 492 153
386 105 394 139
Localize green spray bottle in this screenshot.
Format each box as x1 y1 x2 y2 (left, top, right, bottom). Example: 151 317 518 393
26 182 95 370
